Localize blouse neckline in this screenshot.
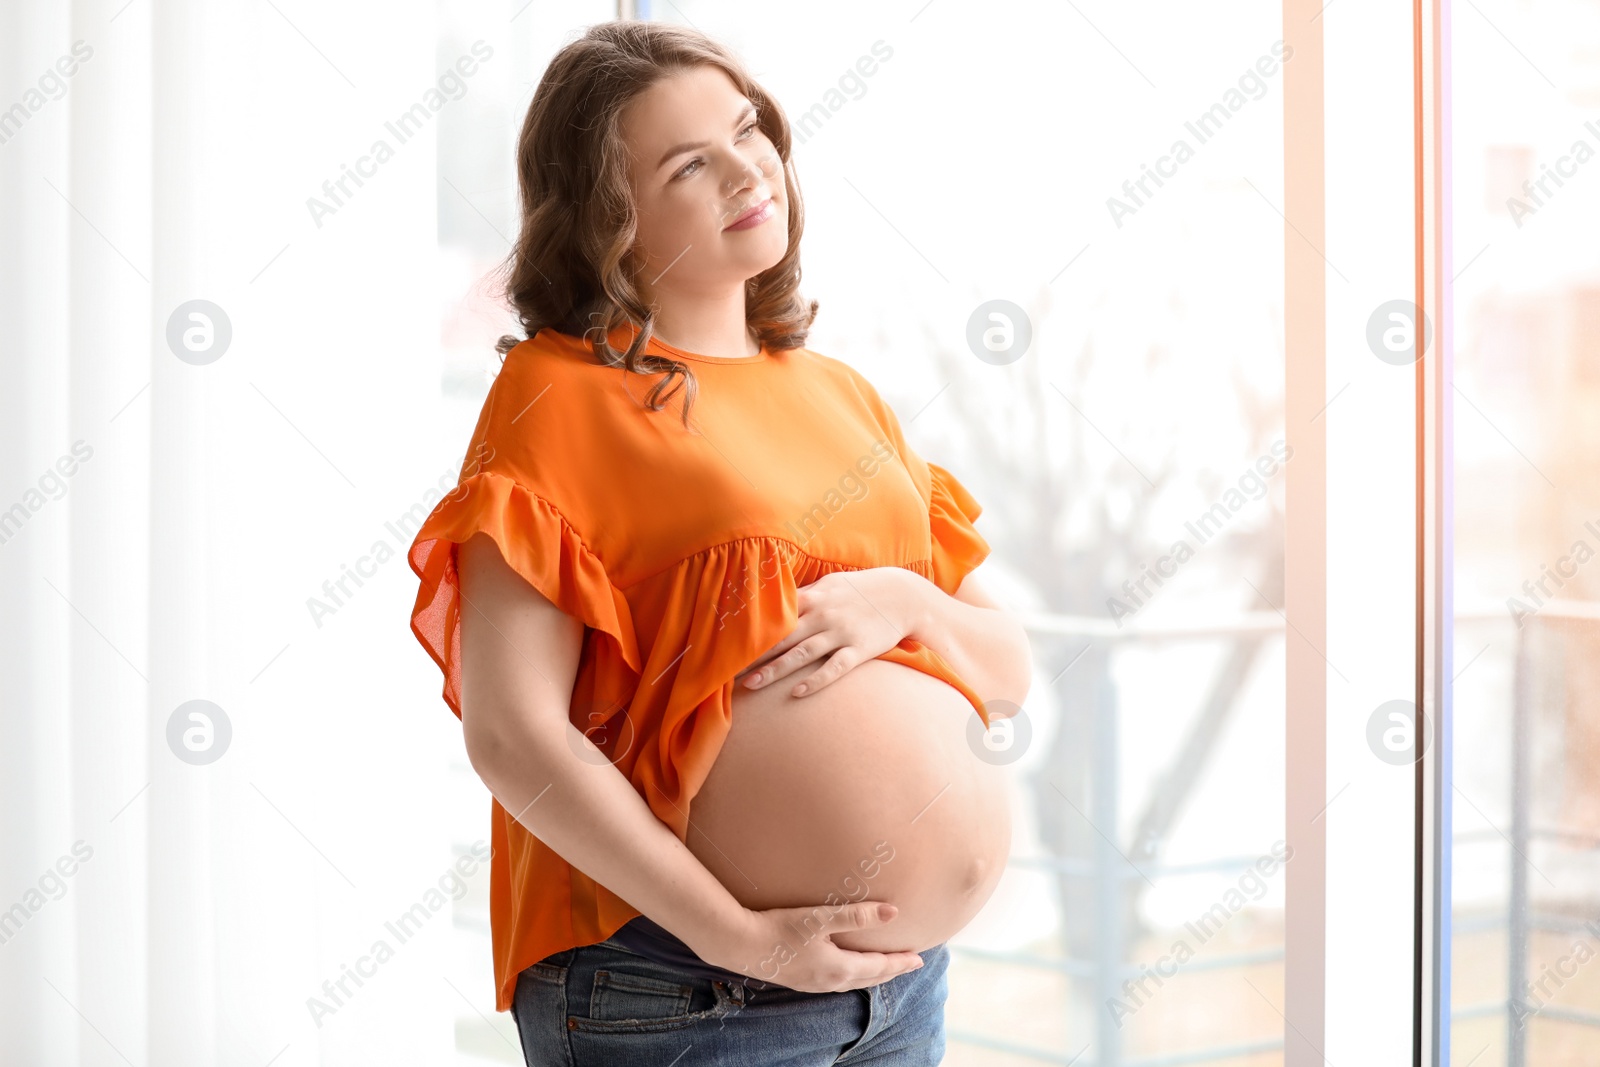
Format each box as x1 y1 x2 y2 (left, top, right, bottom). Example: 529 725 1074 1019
607 324 770 365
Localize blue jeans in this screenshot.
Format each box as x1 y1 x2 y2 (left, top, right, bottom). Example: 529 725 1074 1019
509 934 951 1066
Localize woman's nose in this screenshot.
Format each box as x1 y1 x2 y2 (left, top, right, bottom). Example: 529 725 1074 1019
722 153 780 194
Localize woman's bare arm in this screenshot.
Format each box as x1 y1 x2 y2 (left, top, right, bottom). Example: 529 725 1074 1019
454 532 924 991
457 531 742 957
907 572 1032 709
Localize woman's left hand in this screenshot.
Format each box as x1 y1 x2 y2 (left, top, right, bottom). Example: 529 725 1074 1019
734 567 930 698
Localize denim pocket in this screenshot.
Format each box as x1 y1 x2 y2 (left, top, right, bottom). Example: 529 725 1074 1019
589 969 694 1023
567 965 745 1035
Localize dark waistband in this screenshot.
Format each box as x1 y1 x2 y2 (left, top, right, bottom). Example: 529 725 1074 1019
602 915 780 990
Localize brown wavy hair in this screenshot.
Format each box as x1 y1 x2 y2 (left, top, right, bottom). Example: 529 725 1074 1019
491 20 819 429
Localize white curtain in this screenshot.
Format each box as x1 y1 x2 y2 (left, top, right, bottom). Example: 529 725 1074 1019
0 2 519 1063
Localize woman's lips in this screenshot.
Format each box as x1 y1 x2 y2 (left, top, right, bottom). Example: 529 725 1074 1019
725 197 775 231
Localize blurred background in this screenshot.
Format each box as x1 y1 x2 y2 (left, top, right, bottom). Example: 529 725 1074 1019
1448 1 1600 1064
0 0 1595 1064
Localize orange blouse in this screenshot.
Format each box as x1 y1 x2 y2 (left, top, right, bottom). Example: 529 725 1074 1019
406 323 993 1012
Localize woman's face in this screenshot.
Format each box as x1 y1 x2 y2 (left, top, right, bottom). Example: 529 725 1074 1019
620 65 788 300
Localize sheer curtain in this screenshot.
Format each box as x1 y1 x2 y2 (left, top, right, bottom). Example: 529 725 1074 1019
0 2 513 1063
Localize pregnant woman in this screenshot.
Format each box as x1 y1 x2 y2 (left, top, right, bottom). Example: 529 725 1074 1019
406 20 1032 1067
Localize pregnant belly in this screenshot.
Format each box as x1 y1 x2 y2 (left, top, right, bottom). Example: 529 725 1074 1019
685 656 1012 956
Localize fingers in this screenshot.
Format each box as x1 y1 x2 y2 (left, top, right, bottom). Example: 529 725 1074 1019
747 643 864 696
859 950 926 977
735 639 786 679
791 649 860 697
885 952 927 978
818 900 898 933
807 948 924 993
835 949 926 990
832 953 921 991
738 644 796 687
769 900 894 942
756 901 923 992
742 637 816 689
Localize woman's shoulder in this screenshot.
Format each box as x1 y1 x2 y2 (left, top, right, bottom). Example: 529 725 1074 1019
465 330 623 469
791 346 896 417
497 326 593 374
488 327 640 410
778 343 872 393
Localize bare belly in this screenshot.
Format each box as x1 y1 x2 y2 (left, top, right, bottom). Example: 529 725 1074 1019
685 656 1012 954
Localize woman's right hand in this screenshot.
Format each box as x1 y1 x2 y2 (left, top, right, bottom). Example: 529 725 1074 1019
698 900 927 993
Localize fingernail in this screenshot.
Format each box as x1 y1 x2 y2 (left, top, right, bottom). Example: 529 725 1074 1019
877 904 896 920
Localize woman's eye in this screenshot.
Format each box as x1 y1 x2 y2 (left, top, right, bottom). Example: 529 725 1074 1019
673 122 761 181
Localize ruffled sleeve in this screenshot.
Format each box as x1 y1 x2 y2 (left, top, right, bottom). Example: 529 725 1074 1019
407 469 643 721
926 460 992 595
406 350 643 722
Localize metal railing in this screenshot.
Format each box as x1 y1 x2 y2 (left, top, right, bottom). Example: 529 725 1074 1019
947 609 1288 1066
948 604 1600 1065
1494 603 1600 1065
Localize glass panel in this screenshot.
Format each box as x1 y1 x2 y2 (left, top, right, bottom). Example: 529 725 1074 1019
1452 2 1600 1065
626 3 1290 1063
